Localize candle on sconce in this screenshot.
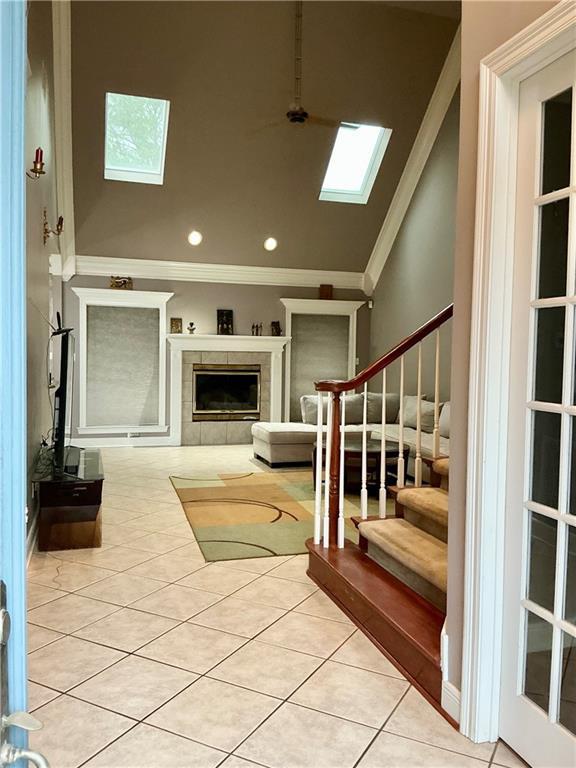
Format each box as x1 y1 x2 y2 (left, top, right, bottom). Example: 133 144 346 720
34 147 43 164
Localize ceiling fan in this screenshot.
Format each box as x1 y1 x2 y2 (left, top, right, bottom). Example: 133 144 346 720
258 1 340 131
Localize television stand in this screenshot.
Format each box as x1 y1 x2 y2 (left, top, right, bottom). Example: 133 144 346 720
33 448 104 551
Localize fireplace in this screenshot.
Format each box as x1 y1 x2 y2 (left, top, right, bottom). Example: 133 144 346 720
192 364 260 421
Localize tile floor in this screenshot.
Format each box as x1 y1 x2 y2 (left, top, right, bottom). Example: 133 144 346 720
26 445 523 768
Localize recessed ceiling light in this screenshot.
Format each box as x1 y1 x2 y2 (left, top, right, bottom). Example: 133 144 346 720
187 230 203 246
264 237 278 251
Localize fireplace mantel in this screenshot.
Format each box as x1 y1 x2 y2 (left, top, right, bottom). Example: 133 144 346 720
168 334 290 444
167 334 290 353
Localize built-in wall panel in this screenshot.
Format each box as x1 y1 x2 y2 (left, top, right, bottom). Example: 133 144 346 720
289 314 349 420
86 306 160 427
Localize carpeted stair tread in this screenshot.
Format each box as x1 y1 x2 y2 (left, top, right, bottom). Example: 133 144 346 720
396 486 448 527
432 458 450 477
358 518 447 592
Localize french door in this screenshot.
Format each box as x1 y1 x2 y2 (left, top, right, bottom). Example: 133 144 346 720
501 50 576 767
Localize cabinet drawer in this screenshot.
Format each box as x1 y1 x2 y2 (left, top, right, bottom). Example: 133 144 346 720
39 480 102 508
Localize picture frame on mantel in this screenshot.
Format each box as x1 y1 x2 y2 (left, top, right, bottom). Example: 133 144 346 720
170 317 183 334
217 309 234 335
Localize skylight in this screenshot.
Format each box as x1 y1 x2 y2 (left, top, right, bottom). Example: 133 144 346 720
319 123 392 204
104 93 170 185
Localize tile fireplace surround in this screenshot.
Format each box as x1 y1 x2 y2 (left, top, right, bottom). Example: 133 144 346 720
168 335 290 446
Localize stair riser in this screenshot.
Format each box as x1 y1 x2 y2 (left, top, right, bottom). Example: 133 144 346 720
366 543 446 612
307 542 443 706
404 508 447 543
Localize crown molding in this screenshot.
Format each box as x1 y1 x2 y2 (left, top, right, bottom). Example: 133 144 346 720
52 1 76 281
74 254 365 291
363 26 461 295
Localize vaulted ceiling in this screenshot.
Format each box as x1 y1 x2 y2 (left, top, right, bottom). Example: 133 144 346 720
71 1 458 273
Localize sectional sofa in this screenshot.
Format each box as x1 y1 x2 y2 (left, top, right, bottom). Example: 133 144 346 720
251 392 450 468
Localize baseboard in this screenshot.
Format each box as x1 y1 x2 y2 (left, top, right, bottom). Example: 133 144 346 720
441 680 461 724
26 513 39 562
72 435 179 448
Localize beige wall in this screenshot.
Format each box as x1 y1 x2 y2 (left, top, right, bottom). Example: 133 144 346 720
368 91 459 401
446 0 558 690
26 0 58 526
70 1 457 272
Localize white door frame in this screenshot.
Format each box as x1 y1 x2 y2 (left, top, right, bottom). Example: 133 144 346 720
0 0 28 742
462 0 576 744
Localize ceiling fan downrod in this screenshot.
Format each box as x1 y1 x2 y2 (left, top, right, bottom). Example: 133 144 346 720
287 1 308 123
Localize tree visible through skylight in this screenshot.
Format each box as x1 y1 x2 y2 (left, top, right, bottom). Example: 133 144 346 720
105 93 170 184
320 122 392 204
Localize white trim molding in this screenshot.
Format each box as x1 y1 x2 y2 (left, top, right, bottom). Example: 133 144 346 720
363 26 461 295
75 254 365 291
442 681 462 725
168 334 290 445
71 287 173 435
280 298 365 422
52 1 76 281
462 0 576 745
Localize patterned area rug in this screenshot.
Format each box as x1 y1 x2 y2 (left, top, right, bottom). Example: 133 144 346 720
170 470 372 562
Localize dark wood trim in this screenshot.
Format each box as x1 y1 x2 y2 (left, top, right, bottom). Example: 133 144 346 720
315 304 453 393
350 515 381 529
307 538 450 719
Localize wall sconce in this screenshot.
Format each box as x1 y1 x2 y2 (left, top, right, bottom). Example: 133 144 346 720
43 208 63 245
27 147 46 179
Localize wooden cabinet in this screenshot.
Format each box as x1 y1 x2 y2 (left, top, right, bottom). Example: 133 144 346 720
34 449 104 551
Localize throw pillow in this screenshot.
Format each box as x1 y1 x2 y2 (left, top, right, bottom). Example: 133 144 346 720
300 394 328 424
401 395 435 433
300 393 366 424
439 402 450 438
366 392 401 424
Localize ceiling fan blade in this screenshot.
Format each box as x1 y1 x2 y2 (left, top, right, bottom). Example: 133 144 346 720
307 114 340 128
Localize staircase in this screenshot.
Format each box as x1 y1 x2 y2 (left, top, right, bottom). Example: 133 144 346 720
306 305 454 719
359 458 449 612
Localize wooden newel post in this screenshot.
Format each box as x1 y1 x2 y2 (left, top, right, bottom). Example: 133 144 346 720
328 391 341 548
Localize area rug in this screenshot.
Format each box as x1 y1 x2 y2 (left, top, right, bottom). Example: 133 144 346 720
170 470 370 562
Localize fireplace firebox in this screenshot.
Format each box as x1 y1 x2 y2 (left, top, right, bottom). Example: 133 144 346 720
192 364 260 421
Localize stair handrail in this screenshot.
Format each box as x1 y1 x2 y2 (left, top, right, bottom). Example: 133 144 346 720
315 304 454 393
312 303 454 549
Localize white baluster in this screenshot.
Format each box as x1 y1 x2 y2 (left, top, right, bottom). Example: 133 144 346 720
379 369 387 518
360 382 368 519
415 343 423 487
338 392 346 548
314 391 323 545
323 394 333 546
397 356 405 488
433 329 441 459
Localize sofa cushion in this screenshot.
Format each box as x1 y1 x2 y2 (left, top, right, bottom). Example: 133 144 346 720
371 423 450 460
300 395 328 424
252 421 318 444
402 396 435 433
300 393 366 424
439 402 450 438
366 392 401 424
341 393 365 423
251 421 374 445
